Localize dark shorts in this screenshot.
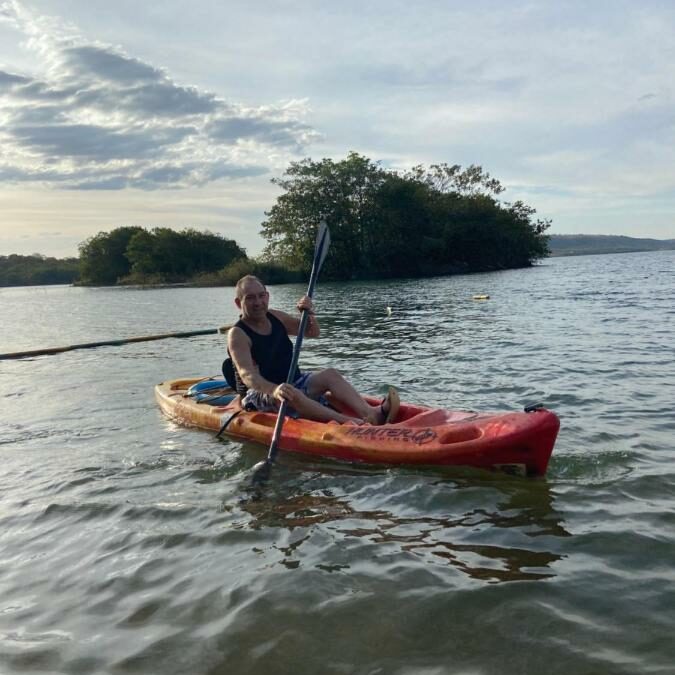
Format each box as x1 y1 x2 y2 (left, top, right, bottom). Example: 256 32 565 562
241 372 327 415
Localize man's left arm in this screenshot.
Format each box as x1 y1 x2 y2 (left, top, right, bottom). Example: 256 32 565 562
271 295 320 337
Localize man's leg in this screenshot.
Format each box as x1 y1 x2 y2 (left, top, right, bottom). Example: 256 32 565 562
304 368 389 425
244 385 363 424
289 392 364 424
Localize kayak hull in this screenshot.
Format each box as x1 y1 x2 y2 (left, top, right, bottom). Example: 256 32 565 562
155 378 560 476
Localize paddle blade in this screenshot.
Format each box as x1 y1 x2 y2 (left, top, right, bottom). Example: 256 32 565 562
315 220 331 271
251 458 272 485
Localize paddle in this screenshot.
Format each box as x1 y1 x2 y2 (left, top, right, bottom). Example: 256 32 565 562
0 326 231 360
251 221 331 485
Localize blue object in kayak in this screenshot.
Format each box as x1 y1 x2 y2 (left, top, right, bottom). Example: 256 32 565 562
187 379 236 406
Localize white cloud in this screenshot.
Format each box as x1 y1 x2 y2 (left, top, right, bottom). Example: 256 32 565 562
2 0 675 256
0 0 319 190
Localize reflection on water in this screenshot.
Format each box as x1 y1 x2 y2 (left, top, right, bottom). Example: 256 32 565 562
239 477 569 583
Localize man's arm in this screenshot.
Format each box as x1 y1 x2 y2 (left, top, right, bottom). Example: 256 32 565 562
227 326 278 395
271 295 320 338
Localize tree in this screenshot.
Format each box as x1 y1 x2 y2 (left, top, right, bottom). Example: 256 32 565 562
78 226 247 285
260 153 550 280
0 254 79 286
125 227 246 281
126 228 186 279
182 229 246 275
403 163 505 198
78 227 143 285
261 152 389 279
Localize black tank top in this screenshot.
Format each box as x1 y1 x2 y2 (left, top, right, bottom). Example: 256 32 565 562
230 312 299 395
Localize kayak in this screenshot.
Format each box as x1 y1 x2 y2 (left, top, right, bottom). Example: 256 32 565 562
155 377 560 476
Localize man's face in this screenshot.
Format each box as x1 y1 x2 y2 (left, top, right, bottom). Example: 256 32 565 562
236 281 269 319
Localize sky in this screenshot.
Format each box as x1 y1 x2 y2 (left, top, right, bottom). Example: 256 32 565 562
1 0 674 258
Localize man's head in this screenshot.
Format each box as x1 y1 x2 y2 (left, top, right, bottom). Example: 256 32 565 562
235 275 266 299
235 275 269 318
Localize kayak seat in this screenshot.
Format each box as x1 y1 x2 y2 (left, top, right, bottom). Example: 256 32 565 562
198 393 237 406
186 379 237 406
187 379 230 395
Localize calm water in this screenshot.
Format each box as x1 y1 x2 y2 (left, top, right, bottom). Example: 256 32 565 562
1 251 674 675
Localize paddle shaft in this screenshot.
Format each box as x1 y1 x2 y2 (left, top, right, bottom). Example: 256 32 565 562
0 326 231 360
265 308 309 462
265 228 328 466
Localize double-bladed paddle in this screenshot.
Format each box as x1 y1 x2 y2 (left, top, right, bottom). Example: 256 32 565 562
251 221 331 484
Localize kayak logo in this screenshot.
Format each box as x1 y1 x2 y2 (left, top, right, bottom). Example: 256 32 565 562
344 427 437 445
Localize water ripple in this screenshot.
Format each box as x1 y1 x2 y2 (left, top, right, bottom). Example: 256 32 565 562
1 251 675 674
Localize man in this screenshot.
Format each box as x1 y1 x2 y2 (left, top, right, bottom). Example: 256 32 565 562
225 275 399 425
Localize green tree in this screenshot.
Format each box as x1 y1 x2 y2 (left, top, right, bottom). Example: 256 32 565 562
125 227 246 282
182 229 246 275
403 163 505 198
126 227 185 279
368 174 436 277
0 254 79 286
124 229 158 276
261 153 550 281
78 227 143 285
78 226 246 285
261 152 389 279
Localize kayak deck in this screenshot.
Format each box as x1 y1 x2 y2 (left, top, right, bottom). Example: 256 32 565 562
155 377 560 476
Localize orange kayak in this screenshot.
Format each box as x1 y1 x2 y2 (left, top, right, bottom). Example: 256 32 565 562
155 377 560 476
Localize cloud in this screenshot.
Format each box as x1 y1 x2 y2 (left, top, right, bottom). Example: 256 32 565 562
207 116 316 149
0 69 30 86
11 123 195 159
61 162 269 191
62 45 164 84
0 1 319 190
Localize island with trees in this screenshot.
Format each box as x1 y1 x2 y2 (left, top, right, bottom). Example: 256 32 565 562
257 153 550 281
77 227 247 286
0 254 79 287
4 152 553 287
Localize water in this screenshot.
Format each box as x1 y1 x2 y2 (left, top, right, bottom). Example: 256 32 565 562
1 250 674 675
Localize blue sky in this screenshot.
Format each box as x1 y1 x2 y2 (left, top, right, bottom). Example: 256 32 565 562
1 0 674 257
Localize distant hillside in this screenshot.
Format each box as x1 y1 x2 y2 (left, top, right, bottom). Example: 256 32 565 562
548 234 675 257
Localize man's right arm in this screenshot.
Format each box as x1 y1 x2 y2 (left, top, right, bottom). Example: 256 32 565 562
227 327 278 396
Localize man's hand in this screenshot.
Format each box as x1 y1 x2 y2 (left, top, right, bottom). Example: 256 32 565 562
273 383 301 405
296 295 314 313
